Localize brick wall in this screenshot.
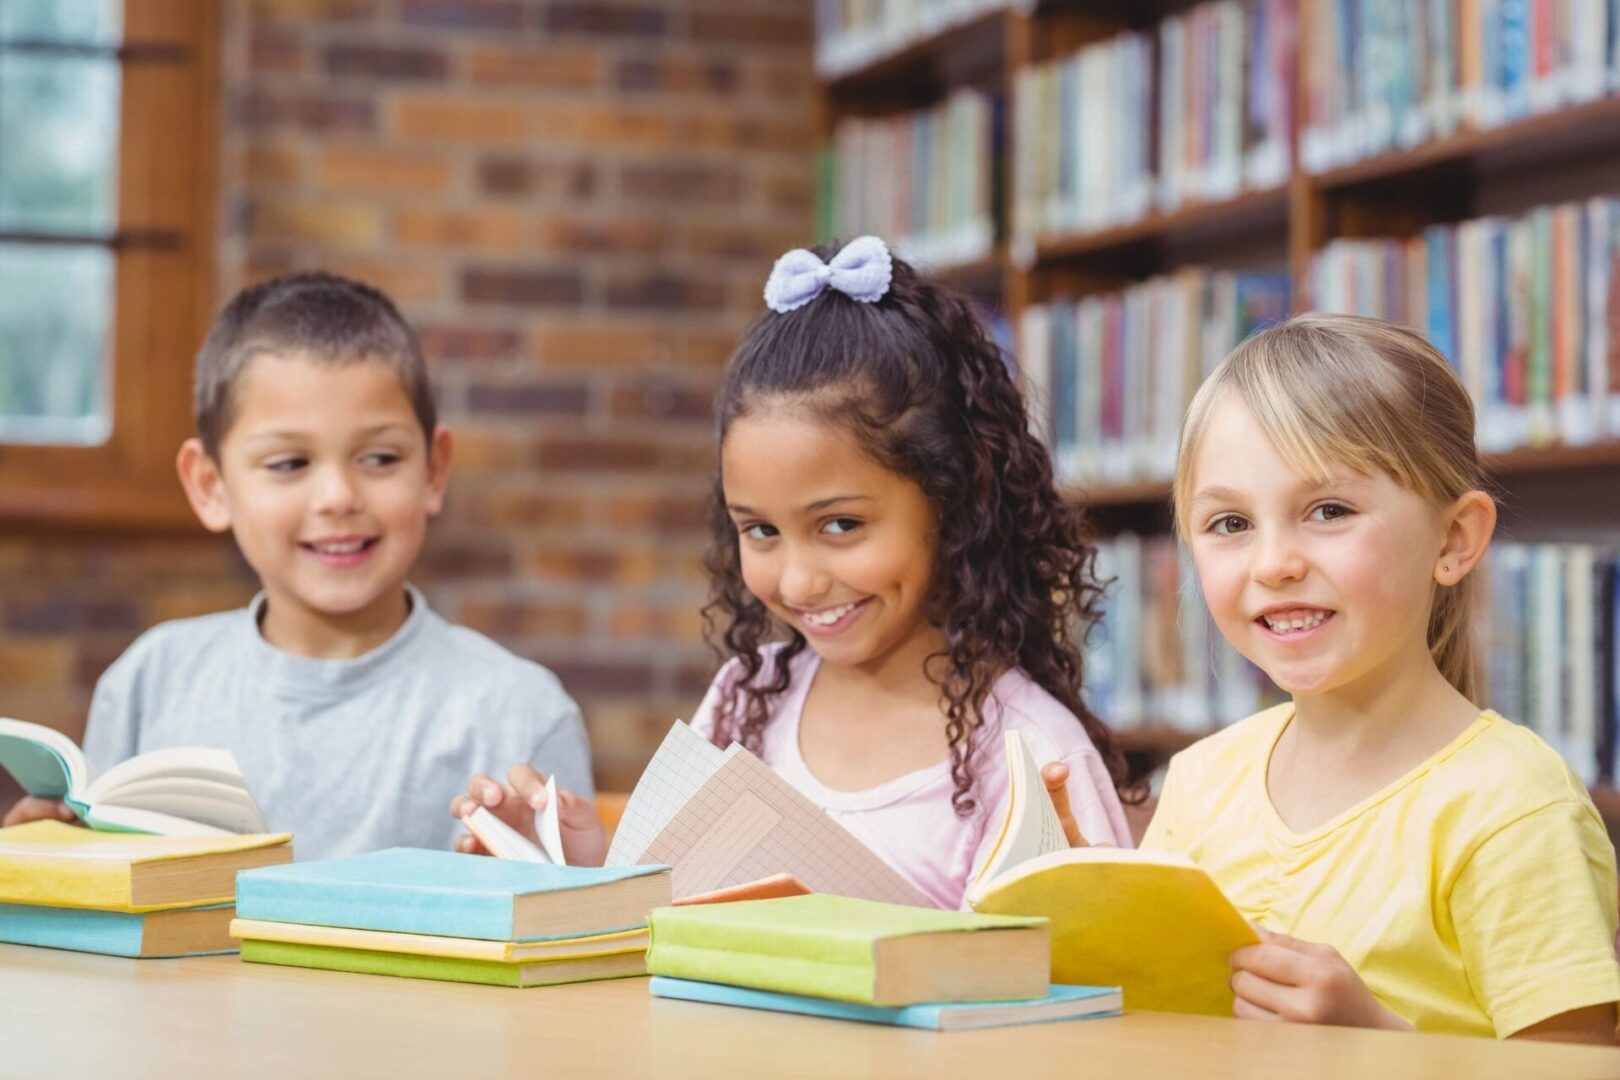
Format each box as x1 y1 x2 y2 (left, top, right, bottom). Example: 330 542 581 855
0 0 815 800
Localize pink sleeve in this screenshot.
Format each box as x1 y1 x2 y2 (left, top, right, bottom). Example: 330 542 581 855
688 657 745 743
1062 748 1133 849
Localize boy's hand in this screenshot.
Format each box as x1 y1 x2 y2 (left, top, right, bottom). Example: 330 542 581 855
2 797 79 828
1041 761 1097 848
449 765 607 867
1230 929 1412 1030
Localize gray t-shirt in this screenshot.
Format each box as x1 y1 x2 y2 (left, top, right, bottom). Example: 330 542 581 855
83 585 593 862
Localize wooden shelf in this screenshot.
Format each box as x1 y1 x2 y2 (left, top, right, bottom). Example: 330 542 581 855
822 7 1007 104
1114 724 1214 756
1312 94 1620 195
916 245 1007 288
1064 442 1620 511
1034 186 1291 266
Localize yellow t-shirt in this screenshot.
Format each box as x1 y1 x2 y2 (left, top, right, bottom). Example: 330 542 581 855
1142 704 1620 1037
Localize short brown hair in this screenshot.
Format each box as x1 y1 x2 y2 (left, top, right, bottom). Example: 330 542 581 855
194 271 436 458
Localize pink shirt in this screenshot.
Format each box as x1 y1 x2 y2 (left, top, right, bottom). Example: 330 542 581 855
691 644 1131 909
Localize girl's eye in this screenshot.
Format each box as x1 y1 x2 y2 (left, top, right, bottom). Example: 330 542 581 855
1208 514 1249 536
823 517 861 536
265 457 307 473
740 523 777 541
1309 502 1352 522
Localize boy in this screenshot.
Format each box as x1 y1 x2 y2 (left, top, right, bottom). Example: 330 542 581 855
2 272 593 860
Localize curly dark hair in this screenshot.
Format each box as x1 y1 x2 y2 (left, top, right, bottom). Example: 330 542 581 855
701 245 1129 816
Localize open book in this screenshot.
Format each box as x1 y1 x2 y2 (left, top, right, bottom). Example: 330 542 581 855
963 729 1259 1015
604 721 931 906
0 717 269 837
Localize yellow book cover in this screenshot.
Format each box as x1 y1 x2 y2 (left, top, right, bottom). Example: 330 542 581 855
970 847 1259 1017
0 821 293 912
228 918 648 963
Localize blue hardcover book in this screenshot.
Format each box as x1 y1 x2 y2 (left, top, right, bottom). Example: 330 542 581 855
236 848 672 942
0 901 235 958
649 977 1122 1031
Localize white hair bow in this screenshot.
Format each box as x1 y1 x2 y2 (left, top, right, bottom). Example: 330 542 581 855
762 235 893 314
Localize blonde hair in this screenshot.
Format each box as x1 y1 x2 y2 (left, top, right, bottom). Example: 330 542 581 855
1172 313 1489 700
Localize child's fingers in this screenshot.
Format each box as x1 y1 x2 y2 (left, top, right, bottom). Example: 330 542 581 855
1039 761 1089 847
455 834 489 856
1231 942 1313 987
467 772 505 808
506 764 549 810
449 793 477 819
1231 992 1282 1022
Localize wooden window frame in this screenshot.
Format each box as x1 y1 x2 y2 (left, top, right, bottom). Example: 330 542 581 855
0 0 217 533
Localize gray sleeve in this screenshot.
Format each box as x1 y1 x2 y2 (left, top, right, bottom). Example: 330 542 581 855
82 651 141 775
529 695 595 800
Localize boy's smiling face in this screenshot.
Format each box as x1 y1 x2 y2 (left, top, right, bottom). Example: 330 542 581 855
179 350 451 656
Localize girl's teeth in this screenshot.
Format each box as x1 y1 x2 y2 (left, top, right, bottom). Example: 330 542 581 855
803 603 856 627
1265 611 1327 632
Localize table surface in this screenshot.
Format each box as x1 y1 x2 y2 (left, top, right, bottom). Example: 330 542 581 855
3 944 1619 1079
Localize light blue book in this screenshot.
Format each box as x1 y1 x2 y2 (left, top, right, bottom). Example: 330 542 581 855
0 901 235 958
649 977 1122 1032
236 848 671 942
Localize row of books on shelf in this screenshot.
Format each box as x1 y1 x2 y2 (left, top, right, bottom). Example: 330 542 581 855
1011 0 1296 241
821 88 1001 271
1019 268 1292 487
1301 0 1620 174
1086 534 1620 787
1309 196 1620 452
814 0 1009 78
1483 542 1618 787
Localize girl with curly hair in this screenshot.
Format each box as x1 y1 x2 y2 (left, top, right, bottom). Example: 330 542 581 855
452 237 1130 906
681 236 1130 908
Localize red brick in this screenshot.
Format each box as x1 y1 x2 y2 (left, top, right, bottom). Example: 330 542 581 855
246 0 379 22
244 141 304 186
530 325 672 368
0 641 73 691
537 216 669 256
418 324 522 361
324 43 448 81
537 434 660 473
319 254 445 304
4 595 142 635
609 604 706 642
236 89 376 133
248 198 383 246
606 272 726 313
467 46 601 90
687 10 808 45
620 161 743 205
250 28 305 74
395 207 526 252
457 599 587 640
545 3 666 38
462 266 585 308
421 540 514 579
608 377 714 422
466 379 591 417
602 494 712 532
457 491 588 529
394 95 529 142
530 548 657 586
533 656 657 695
615 55 739 95
444 432 540 471
398 0 523 31
319 147 452 193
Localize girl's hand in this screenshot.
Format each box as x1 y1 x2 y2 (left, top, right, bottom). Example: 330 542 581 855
2 797 79 828
448 765 608 867
1041 761 1095 848
1229 929 1412 1030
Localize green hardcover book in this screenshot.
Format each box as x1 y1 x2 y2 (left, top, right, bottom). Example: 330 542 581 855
646 894 1048 1006
239 938 647 988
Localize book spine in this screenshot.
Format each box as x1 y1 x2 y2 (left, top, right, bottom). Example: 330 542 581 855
0 901 147 957
234 877 514 941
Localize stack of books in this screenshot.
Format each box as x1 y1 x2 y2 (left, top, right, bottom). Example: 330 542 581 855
232 848 672 988
646 893 1121 1031
0 820 292 958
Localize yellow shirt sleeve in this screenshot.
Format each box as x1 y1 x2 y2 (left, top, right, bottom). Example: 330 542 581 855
1450 800 1620 1037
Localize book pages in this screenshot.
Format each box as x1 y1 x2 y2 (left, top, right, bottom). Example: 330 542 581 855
603 721 725 867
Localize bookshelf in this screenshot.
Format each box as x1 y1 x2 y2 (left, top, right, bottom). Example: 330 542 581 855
815 2 1620 821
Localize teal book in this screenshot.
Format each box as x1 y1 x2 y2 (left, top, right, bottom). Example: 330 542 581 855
236 848 672 942
0 900 236 958
647 894 1049 1006
649 977 1121 1031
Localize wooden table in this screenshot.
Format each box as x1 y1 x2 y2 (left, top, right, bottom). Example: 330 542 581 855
3 944 1617 1079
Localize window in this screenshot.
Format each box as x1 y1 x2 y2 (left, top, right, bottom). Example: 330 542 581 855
0 0 217 529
